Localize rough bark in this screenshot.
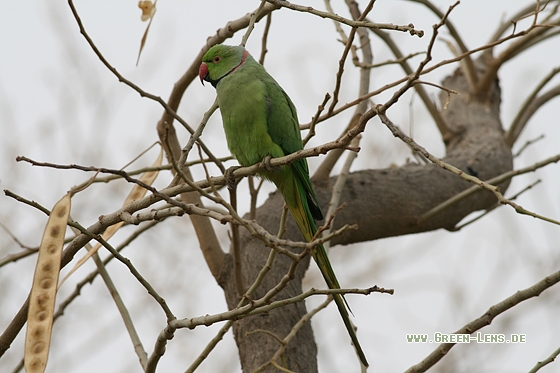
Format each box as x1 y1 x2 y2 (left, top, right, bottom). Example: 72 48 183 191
218 59 514 372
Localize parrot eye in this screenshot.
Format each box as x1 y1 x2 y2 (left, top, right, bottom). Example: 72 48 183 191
213 56 222 63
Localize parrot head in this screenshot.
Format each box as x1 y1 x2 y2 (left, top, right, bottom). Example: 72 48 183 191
199 44 249 88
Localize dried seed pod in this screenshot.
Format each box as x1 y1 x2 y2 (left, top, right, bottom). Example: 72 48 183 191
25 193 71 373
138 0 156 22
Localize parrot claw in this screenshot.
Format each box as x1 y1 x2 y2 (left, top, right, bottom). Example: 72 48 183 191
261 155 281 173
225 166 241 190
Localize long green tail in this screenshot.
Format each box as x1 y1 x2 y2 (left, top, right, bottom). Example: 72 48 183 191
272 169 369 367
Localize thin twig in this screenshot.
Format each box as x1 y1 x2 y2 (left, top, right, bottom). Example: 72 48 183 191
488 1 553 42
91 250 148 369
56 221 161 320
303 93 330 146
0 248 38 268
303 15 552 130
271 0 424 37
379 113 560 226
506 66 560 146
241 0 268 47
146 323 176 373
449 179 542 231
404 269 560 373
354 51 425 68
183 320 235 373
248 176 264 220
0 223 39 267
312 114 361 181
408 0 478 88
259 13 273 65
170 285 390 330
418 152 560 224
327 0 375 114
412 80 458 95
476 10 559 96
323 135 361 250
67 0 220 169
70 220 176 320
72 220 149 368
71 156 233 190
252 297 332 373
229 182 244 297
400 4 459 110
312 0 373 182
246 285 393 317
513 134 545 157
528 345 560 373
181 98 220 166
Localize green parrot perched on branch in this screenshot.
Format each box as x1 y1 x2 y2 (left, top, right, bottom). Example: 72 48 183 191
199 44 368 367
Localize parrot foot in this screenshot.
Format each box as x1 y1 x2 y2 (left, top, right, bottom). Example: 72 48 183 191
225 166 241 190
261 155 280 172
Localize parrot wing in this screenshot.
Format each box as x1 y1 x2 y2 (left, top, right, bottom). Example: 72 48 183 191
261 74 323 221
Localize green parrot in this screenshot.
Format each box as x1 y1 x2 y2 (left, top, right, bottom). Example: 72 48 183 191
199 44 368 367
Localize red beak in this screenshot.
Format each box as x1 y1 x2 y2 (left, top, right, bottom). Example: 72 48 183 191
199 63 209 86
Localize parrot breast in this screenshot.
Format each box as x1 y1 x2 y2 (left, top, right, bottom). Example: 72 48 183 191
216 64 285 168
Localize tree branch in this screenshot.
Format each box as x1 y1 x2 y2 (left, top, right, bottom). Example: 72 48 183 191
506 67 560 146
404 269 560 373
270 0 424 37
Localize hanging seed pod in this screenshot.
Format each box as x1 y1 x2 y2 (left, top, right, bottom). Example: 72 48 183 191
25 193 71 373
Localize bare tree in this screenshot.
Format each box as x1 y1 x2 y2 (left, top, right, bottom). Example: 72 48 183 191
1 1 560 372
